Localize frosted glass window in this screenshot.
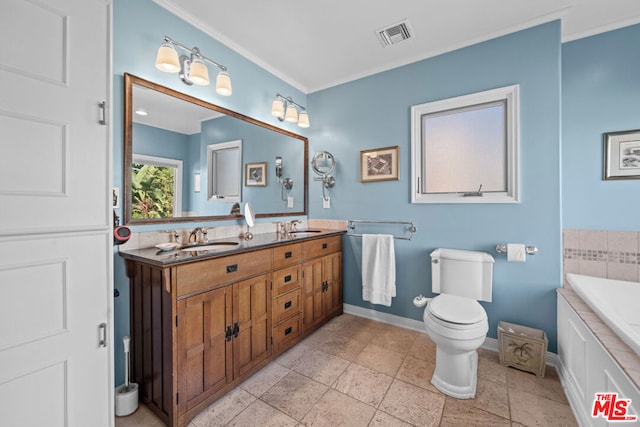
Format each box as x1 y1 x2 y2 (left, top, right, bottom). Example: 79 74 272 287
411 85 519 204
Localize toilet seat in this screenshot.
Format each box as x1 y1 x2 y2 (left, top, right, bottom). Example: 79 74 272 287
428 294 486 325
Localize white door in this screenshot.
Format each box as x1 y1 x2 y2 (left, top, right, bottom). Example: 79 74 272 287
0 0 113 426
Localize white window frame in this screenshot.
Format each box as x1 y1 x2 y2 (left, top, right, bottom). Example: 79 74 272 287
132 153 183 215
411 85 520 204
207 139 242 202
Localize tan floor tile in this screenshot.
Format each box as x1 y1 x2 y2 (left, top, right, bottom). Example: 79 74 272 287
509 388 578 427
239 361 290 397
301 389 376 426
407 333 437 362
293 348 350 386
354 343 405 377
369 326 418 355
332 363 393 407
478 348 508 384
190 387 256 427
468 377 510 419
396 354 438 393
115 404 163 427
275 342 313 369
319 334 369 361
506 366 568 404
379 379 445 426
368 410 413 426
261 371 328 420
227 399 298 426
441 397 511 427
300 326 335 348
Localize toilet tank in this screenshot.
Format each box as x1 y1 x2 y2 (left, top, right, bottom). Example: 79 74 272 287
430 248 495 302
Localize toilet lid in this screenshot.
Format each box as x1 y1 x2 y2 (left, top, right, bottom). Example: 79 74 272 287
428 294 486 325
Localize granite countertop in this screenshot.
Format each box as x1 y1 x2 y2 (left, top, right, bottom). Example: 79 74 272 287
118 229 345 267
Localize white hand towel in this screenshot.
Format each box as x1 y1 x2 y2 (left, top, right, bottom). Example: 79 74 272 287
362 234 396 306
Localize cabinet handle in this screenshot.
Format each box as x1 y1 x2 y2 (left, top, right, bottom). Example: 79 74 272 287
233 322 240 338
322 243 328 249
284 300 292 309
284 326 293 336
285 251 292 258
98 101 107 125
225 325 233 341
226 264 238 273
284 274 292 283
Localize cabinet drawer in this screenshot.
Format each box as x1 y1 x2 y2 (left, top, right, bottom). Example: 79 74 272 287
273 313 301 350
302 236 342 260
176 250 272 297
273 289 301 324
272 265 301 296
273 243 302 269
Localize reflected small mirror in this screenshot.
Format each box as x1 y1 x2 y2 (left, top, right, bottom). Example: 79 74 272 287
311 151 336 176
244 202 255 227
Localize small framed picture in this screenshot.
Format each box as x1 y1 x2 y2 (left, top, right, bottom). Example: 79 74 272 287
245 162 267 186
360 146 399 182
604 129 640 180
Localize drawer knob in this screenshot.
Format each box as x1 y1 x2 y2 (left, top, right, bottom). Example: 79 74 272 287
284 326 293 335
322 243 328 249
284 300 292 309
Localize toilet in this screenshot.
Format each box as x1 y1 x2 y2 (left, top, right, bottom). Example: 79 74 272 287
414 248 494 399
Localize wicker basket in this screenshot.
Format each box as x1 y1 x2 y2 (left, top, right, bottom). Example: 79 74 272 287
498 321 547 377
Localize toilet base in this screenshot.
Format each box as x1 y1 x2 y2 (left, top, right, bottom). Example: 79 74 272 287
431 347 479 399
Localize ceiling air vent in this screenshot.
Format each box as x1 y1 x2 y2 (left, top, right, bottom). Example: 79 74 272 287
376 19 413 47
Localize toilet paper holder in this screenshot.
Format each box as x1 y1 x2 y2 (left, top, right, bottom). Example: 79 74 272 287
496 244 538 255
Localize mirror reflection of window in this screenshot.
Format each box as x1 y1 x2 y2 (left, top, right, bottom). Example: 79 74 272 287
131 154 183 219
207 140 241 202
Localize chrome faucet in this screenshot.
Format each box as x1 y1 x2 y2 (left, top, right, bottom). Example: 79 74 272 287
188 228 199 244
188 227 209 244
288 220 302 232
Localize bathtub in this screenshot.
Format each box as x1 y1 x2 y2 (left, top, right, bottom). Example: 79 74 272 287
566 273 640 357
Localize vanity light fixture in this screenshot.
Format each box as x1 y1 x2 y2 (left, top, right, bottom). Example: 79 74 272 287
271 93 310 128
155 35 232 96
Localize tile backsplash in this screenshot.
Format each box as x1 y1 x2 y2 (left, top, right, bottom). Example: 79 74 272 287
563 229 640 283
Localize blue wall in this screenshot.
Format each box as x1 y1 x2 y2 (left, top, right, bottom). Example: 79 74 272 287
562 24 640 231
307 22 563 350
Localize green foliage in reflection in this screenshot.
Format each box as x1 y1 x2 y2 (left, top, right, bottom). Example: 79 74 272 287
131 163 175 219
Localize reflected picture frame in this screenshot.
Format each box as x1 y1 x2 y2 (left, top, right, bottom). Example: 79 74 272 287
360 146 399 182
604 129 640 180
245 162 267 186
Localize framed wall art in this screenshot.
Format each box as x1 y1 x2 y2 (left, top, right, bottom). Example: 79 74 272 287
604 129 640 180
360 146 399 182
245 162 267 186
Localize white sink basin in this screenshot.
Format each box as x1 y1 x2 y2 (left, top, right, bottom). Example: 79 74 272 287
180 242 239 252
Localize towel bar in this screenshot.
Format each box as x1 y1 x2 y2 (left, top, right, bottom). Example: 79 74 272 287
347 219 416 240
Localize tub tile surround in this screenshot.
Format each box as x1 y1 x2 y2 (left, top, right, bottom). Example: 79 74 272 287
563 229 640 282
116 314 577 427
118 219 347 251
560 229 640 391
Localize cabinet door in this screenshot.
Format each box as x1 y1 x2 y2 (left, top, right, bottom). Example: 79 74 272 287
178 287 232 412
302 258 324 330
323 252 343 317
233 274 271 377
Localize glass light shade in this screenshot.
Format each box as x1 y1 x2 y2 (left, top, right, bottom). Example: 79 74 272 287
215 71 232 96
297 111 310 128
155 43 180 73
271 98 284 117
284 104 298 123
189 58 210 85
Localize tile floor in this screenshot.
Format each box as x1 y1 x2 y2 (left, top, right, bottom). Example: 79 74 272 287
116 314 578 427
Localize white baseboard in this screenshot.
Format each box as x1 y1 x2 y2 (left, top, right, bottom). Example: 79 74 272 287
342 303 558 368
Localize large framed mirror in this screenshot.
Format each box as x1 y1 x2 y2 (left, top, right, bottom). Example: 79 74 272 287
123 73 308 225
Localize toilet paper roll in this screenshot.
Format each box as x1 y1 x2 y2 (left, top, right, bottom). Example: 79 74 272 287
507 244 526 262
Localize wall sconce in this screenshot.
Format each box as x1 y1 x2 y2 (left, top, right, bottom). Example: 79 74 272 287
271 93 310 128
155 35 232 96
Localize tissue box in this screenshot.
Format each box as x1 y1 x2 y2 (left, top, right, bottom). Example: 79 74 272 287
498 321 547 377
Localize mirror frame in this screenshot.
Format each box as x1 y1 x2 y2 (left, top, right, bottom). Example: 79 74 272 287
123 73 308 225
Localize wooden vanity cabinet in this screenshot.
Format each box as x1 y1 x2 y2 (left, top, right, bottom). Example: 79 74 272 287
124 233 343 427
301 236 343 331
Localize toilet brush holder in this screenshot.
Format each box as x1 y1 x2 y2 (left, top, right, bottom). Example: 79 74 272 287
115 336 139 416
